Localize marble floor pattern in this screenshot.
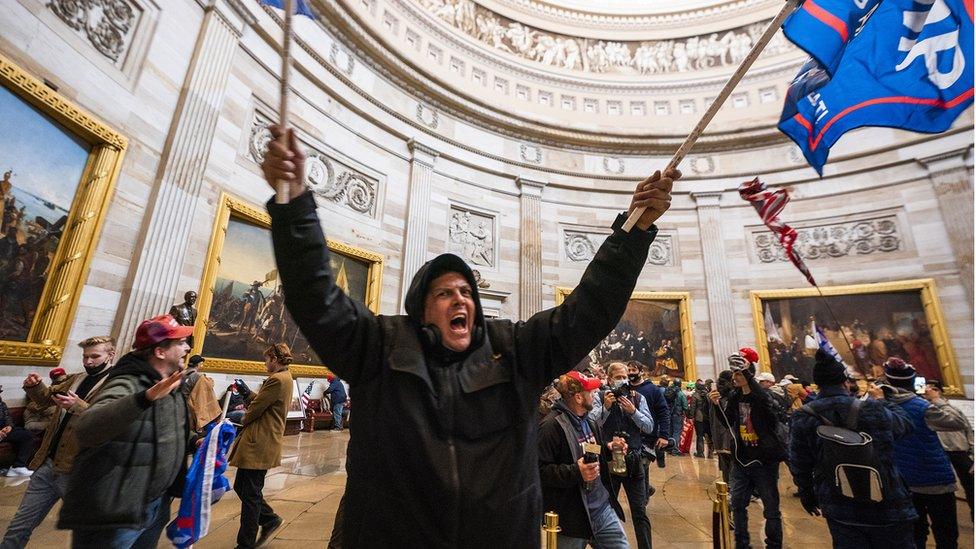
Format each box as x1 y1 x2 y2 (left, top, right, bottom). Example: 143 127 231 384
1 431 972 548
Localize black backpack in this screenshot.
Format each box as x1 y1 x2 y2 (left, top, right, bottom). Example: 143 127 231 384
798 399 887 503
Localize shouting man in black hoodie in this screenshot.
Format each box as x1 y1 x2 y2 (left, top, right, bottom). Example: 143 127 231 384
261 125 679 548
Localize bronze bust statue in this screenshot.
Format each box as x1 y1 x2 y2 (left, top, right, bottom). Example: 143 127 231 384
169 290 198 327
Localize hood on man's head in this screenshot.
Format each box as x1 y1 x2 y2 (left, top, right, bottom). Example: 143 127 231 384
403 253 486 349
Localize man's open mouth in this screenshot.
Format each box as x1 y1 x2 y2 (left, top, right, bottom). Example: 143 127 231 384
449 313 468 333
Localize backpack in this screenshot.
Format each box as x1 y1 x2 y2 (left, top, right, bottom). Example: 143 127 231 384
798 399 887 503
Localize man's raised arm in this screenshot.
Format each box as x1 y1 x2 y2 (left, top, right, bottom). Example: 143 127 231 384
515 169 680 388
263 125 381 385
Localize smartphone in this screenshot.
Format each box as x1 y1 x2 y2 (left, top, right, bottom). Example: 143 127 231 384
914 376 927 395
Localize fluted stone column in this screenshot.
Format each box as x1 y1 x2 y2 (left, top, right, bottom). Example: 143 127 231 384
693 191 738 379
399 140 439 311
517 177 547 320
921 151 974 305
115 0 252 348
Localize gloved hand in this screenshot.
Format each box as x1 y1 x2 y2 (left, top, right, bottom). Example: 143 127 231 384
799 490 821 516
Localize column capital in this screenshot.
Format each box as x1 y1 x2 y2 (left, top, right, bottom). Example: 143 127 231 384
516 176 547 198
407 139 439 166
690 191 722 207
917 147 972 177
210 0 255 36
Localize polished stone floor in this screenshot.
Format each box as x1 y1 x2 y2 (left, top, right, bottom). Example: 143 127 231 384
1 431 972 547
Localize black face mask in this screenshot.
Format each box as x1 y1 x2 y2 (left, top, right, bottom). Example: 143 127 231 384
84 361 110 376
628 373 641 383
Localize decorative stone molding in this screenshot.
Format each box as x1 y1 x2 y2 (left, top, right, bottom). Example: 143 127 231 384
489 0 770 31
329 42 356 75
563 227 676 266
416 103 440 128
414 0 792 75
248 116 378 217
47 0 141 64
748 214 903 263
688 155 715 174
448 204 497 268
520 143 543 164
602 156 625 174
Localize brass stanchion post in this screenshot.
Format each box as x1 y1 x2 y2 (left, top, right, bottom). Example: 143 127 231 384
712 481 734 549
543 511 561 549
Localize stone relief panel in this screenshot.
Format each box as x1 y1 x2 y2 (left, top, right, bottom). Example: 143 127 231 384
602 157 625 174
248 116 378 217
749 214 903 263
416 103 439 128
448 205 496 268
329 42 356 75
414 0 793 74
520 144 543 164
563 227 676 267
47 0 143 66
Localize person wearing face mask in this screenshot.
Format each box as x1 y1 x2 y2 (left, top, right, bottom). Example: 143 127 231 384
591 362 655 549
540 371 629 549
1 336 117 548
626 360 671 497
709 370 737 484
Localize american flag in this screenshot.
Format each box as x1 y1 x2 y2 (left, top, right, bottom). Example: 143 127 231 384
301 381 313 409
738 178 816 286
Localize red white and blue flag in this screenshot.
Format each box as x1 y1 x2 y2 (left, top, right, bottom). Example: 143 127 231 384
259 0 316 18
778 0 974 175
739 178 817 286
166 420 237 548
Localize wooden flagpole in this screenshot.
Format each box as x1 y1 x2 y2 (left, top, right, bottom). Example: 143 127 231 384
275 0 296 204
622 0 799 232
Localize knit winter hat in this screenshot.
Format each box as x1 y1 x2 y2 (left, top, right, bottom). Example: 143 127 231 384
884 357 917 391
813 349 847 387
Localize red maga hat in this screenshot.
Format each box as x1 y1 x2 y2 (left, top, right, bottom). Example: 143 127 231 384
565 370 601 391
134 315 194 350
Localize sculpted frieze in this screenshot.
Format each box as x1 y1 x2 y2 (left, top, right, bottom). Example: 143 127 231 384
47 0 140 64
564 228 675 266
750 215 903 263
448 205 496 268
249 117 377 217
414 0 792 75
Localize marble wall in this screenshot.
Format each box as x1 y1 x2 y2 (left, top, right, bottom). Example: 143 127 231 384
0 0 971 420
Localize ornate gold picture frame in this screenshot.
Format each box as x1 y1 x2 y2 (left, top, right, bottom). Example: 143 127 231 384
555 289 696 382
0 53 126 365
192 193 383 377
750 279 964 396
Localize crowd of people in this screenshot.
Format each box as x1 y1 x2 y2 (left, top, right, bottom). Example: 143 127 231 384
0 126 970 549
536 345 974 549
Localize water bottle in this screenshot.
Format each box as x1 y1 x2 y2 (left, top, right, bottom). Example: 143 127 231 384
610 433 628 476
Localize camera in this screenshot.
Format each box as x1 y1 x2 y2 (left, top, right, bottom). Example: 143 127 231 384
610 386 630 400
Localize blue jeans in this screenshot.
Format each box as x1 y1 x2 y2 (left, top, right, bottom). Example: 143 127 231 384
670 413 684 446
71 496 170 549
729 461 782 549
556 503 629 549
2 459 69 548
826 518 914 549
332 401 346 431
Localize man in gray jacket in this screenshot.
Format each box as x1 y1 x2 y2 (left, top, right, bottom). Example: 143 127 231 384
58 315 193 549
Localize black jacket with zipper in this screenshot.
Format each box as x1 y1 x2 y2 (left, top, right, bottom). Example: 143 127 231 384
267 191 656 548
538 400 624 539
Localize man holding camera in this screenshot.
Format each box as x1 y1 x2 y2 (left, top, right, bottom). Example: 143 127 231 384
709 348 787 549
592 362 655 549
540 371 629 549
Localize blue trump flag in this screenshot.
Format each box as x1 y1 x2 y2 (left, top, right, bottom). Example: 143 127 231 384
779 0 974 175
782 0 883 74
260 0 315 18
167 420 237 549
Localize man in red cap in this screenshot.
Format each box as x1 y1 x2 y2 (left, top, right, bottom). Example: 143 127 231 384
57 315 193 549
709 347 788 549
539 371 629 548
3 336 117 548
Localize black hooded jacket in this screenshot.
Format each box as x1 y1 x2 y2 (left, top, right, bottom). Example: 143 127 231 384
268 191 657 548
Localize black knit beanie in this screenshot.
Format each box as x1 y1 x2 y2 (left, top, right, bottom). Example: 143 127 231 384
813 349 847 387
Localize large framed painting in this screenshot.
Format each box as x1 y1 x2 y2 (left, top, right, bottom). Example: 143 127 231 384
192 193 383 377
0 54 126 365
750 279 963 396
555 289 696 381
